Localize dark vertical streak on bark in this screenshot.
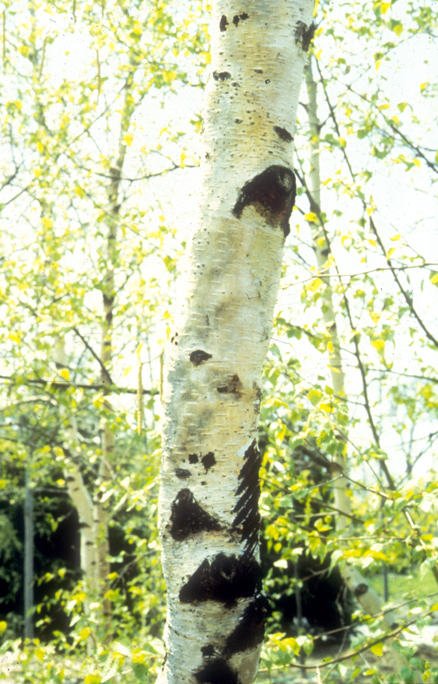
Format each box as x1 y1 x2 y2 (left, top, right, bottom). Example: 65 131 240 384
223 595 269 656
232 440 262 556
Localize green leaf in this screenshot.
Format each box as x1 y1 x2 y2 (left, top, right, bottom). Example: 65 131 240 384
132 663 149 682
370 642 384 656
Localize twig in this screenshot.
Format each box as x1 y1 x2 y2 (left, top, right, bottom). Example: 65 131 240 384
268 607 436 671
281 262 438 288
0 374 157 395
370 217 438 349
72 326 113 385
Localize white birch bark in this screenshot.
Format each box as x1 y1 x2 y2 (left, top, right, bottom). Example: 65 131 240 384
158 2 314 683
305 61 412 675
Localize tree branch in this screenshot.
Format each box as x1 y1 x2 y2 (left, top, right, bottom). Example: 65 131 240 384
275 606 436 671
370 217 438 349
0 374 157 395
72 326 113 385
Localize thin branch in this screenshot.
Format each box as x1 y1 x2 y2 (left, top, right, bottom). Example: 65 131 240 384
275 606 436 672
315 58 356 181
309 497 364 525
72 326 113 385
345 83 438 175
364 366 438 386
281 262 438 288
0 166 18 192
0 374 157 395
370 217 438 349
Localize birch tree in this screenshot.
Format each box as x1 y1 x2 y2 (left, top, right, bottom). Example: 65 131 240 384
158 2 315 682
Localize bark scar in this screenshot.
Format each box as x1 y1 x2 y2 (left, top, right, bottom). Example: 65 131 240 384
219 15 229 32
217 374 243 396
179 553 262 607
190 350 212 366
195 659 240 684
273 125 293 143
354 583 369 597
233 12 249 27
169 489 221 541
294 21 315 52
213 71 231 81
232 165 296 238
201 452 216 471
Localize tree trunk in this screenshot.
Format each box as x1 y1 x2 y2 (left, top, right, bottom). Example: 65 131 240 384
23 467 34 640
53 68 130 622
54 339 111 615
158 2 314 682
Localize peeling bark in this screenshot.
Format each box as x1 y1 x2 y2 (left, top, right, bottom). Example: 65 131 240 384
157 2 314 682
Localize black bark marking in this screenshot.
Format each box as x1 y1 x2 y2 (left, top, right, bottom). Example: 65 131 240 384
213 70 231 81
175 468 191 479
232 12 249 27
201 644 215 657
190 350 212 366
169 489 221 541
179 553 262 607
201 452 216 471
235 118 243 124
273 125 293 143
232 165 296 238
354 583 369 597
294 21 315 52
254 68 263 74
195 659 240 684
223 595 269 656
220 15 229 31
232 440 262 557
253 383 262 402
189 454 199 464
217 374 242 396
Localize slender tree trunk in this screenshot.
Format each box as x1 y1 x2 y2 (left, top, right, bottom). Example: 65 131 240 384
55 75 130 621
54 339 110 614
158 2 314 682
23 467 34 640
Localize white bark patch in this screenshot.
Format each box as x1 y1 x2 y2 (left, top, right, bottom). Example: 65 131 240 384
158 1 314 682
